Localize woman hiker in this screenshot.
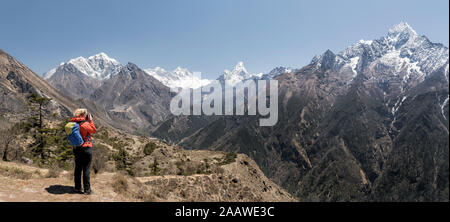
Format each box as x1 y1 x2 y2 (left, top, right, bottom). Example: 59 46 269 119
70 108 96 195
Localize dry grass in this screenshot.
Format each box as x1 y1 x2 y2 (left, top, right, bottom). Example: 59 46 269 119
111 174 158 201
0 165 32 180
65 170 74 181
112 173 129 194
33 169 42 177
45 165 62 178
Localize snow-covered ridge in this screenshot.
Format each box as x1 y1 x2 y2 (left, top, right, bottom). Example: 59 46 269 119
145 61 292 89
144 66 211 89
44 52 122 80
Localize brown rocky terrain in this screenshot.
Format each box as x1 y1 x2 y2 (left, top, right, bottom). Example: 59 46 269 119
0 147 295 202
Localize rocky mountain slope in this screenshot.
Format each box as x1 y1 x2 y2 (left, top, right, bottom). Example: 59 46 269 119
1 49 75 119
90 63 173 131
44 63 102 99
154 22 449 201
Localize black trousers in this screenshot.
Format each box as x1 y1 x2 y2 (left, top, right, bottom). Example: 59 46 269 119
74 146 92 191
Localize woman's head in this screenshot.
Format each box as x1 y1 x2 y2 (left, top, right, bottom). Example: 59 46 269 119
74 108 88 118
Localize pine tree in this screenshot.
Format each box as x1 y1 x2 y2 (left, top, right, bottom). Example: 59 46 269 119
28 94 52 159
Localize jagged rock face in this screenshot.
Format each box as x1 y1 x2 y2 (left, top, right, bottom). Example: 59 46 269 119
261 67 294 80
0 49 74 118
90 63 173 130
46 63 102 99
154 23 449 201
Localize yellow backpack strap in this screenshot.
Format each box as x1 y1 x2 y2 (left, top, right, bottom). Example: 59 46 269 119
65 122 75 134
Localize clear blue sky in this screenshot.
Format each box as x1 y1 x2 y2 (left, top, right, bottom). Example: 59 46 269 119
1 0 448 79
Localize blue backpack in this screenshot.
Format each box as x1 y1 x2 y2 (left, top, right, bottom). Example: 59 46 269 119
65 121 88 146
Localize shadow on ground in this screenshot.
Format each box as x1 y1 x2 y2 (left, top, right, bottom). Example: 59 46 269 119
45 185 78 194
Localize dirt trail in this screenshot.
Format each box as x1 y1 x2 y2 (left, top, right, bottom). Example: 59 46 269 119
0 161 134 202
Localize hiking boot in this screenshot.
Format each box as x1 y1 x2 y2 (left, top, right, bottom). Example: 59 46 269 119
84 189 93 195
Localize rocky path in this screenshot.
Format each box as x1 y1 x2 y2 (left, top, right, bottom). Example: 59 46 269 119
0 161 134 202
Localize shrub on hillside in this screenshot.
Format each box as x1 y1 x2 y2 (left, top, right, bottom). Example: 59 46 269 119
112 147 135 176
218 152 237 165
143 142 157 156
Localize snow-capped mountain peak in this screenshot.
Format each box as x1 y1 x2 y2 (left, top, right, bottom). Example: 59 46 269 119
88 52 111 60
386 22 421 49
388 22 417 37
218 61 260 85
88 52 120 66
224 61 250 79
173 67 192 78
234 61 246 72
309 22 449 94
44 52 122 80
